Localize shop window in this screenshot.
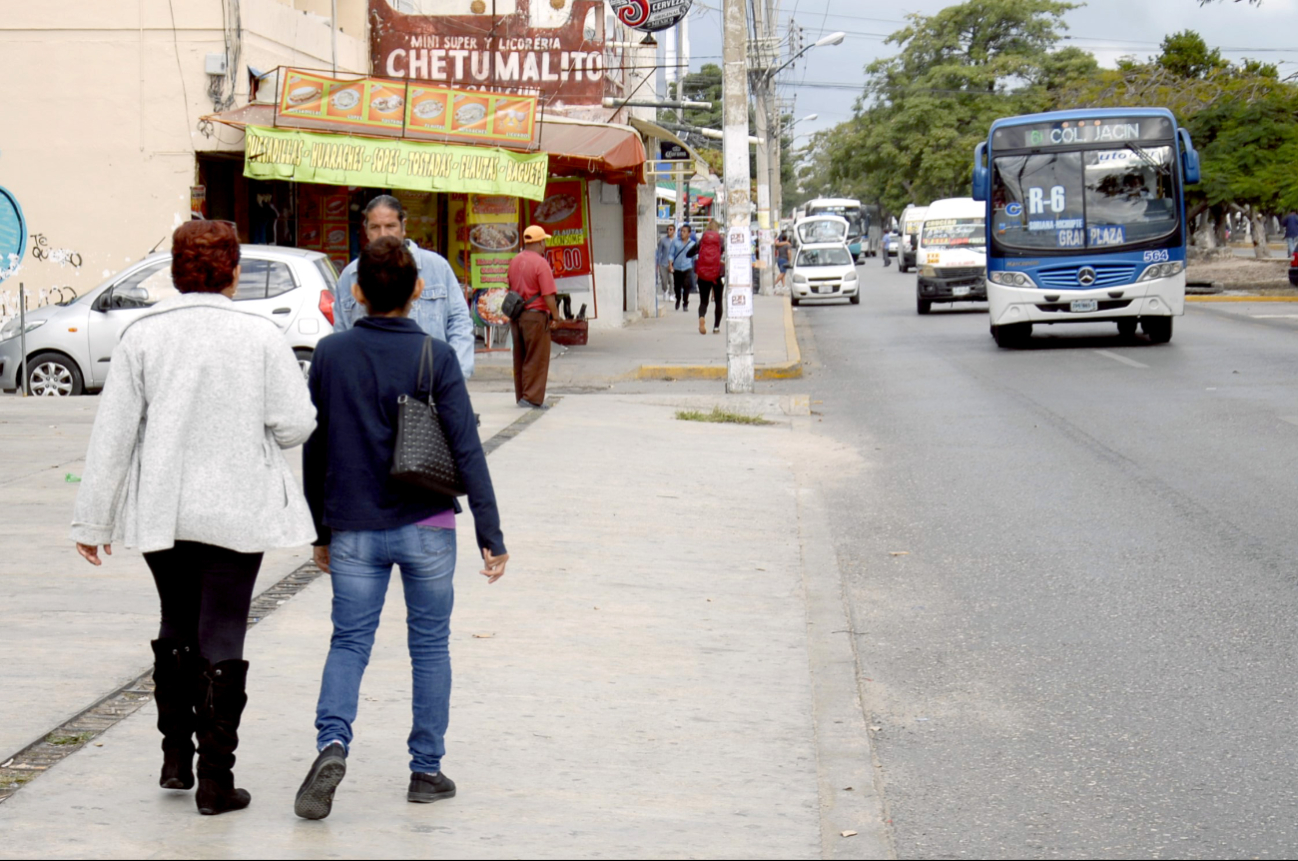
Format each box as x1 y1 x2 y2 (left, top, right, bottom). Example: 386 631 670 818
235 259 297 301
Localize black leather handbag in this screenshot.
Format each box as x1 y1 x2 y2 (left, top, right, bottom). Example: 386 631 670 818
501 289 527 322
391 337 467 497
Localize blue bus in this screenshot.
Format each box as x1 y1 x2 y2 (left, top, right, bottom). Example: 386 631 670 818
972 109 1201 347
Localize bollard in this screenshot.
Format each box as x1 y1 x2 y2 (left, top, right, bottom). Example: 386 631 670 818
19 282 28 397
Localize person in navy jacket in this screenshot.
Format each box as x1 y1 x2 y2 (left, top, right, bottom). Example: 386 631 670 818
296 236 508 819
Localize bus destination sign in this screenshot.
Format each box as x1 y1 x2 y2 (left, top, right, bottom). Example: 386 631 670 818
994 116 1173 151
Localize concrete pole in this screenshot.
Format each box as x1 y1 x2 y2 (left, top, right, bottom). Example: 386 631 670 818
723 0 754 393
768 0 784 236
19 283 28 397
752 0 774 297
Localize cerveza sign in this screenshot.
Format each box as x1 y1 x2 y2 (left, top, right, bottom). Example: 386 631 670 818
243 126 549 200
993 116 1174 151
609 0 693 32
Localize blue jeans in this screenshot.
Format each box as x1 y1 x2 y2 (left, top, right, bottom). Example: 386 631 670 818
315 523 456 773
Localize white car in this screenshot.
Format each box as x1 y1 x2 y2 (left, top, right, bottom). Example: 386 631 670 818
790 243 860 305
0 246 339 396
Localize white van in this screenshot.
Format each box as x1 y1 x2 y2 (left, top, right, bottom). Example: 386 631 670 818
915 198 986 315
898 204 928 273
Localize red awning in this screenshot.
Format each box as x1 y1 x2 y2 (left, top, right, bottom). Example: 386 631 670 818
205 105 645 185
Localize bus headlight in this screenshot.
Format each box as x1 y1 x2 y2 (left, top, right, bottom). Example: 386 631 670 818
988 271 1037 288
920 266 936 278
1137 260 1184 282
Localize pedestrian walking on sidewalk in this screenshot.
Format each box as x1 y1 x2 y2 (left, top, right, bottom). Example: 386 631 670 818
1284 210 1298 256
774 232 792 292
507 225 561 409
296 236 508 820
69 221 317 816
655 224 676 299
332 194 477 379
694 220 725 334
669 223 698 311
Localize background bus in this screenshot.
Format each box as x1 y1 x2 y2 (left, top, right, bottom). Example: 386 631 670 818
802 198 868 260
973 108 1200 347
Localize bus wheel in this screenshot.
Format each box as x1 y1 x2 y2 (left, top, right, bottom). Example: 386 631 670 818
1142 316 1173 344
917 297 932 315
991 322 1031 348
1116 319 1138 338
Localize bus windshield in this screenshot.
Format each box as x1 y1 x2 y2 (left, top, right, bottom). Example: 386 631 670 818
809 205 864 237
991 145 1177 251
922 218 986 248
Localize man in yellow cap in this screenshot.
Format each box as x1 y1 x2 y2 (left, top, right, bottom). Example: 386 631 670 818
507 225 561 408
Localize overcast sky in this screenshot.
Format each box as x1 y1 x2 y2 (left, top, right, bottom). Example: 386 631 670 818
668 0 1298 141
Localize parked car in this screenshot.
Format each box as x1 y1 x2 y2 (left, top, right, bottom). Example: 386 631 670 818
0 245 338 396
790 243 860 305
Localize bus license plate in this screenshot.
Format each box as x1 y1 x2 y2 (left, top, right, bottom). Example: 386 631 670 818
1070 299 1098 313
952 286 971 297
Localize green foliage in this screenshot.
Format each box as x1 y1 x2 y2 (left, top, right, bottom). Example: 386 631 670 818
1157 31 1226 79
813 0 1096 216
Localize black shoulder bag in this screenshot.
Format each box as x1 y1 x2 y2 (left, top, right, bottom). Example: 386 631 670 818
391 337 467 497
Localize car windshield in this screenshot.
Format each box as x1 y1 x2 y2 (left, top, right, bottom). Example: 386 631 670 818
991 146 1177 251
797 247 853 267
808 206 863 236
922 218 986 248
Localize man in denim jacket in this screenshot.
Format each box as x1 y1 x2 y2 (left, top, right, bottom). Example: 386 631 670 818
333 195 476 379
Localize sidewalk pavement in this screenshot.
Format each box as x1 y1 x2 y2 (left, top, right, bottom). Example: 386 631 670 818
0 391 890 859
473 294 802 386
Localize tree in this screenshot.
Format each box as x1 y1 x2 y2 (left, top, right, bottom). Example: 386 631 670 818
1157 30 1226 79
816 0 1096 216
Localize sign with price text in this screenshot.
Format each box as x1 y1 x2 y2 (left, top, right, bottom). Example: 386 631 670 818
527 178 592 279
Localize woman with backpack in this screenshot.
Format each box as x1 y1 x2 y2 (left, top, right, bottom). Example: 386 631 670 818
692 220 726 334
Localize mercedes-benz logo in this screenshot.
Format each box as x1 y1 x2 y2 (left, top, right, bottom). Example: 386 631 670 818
1077 266 1097 286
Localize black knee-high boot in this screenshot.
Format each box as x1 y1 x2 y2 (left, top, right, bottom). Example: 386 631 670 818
195 659 252 815
151 639 201 790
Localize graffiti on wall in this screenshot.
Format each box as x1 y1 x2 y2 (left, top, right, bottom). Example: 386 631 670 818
0 284 79 326
28 233 83 268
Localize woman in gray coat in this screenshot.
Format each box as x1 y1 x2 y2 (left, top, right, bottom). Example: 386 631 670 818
70 221 316 816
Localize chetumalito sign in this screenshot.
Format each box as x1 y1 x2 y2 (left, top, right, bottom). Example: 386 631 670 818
369 0 620 106
608 0 693 32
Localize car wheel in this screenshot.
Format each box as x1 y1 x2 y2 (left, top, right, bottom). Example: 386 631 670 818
850 293 861 305
1142 316 1173 344
294 348 314 379
1116 319 1138 338
899 263 908 274
791 297 800 306
917 297 931 315
26 352 84 397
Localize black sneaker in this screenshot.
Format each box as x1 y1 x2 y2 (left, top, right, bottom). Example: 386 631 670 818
294 742 347 820
407 771 456 804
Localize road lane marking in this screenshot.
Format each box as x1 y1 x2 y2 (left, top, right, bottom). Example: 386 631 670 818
1251 314 1298 319
1094 350 1149 369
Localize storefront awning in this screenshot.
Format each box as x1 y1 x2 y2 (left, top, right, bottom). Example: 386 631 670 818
205 105 646 186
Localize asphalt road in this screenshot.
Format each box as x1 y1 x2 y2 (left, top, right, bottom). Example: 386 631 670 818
800 262 1298 859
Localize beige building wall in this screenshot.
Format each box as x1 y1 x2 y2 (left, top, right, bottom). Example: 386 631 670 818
0 0 366 304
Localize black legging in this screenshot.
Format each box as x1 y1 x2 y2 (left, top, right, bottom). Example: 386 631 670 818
145 541 263 664
697 278 724 328
673 269 695 309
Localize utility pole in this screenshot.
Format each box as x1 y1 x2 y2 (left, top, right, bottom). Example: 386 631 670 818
751 0 774 296
723 0 754 393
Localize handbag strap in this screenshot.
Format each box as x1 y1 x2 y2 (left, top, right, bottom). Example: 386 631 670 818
415 336 437 406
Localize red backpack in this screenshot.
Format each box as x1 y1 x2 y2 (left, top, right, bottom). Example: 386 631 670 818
695 230 724 281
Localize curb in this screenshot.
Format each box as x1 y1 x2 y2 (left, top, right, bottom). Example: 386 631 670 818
634 296 804 381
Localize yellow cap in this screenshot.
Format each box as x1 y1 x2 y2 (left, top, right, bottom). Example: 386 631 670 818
523 225 551 243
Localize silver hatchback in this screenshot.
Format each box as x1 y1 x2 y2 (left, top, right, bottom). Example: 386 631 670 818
0 246 339 396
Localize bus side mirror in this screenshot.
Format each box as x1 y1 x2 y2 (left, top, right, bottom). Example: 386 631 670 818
972 142 989 201
1179 129 1201 185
